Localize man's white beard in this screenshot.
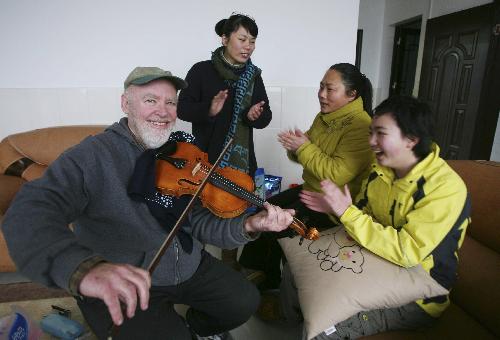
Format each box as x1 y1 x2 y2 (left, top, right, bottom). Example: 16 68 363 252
135 121 174 149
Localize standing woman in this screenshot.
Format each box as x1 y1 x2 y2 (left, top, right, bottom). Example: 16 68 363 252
177 13 272 272
177 13 271 178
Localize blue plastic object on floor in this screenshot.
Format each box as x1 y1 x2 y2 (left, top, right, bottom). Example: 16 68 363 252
40 313 84 340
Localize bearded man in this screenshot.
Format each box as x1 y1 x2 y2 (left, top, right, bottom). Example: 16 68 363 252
2 66 294 340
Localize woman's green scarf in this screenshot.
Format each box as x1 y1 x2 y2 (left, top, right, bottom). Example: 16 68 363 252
211 46 259 174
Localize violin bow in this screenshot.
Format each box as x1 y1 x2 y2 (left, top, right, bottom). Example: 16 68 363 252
147 137 234 273
108 138 234 339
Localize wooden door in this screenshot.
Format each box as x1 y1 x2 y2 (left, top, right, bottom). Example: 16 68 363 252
418 4 493 159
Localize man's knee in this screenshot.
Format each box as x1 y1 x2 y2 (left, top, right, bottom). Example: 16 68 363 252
232 280 260 320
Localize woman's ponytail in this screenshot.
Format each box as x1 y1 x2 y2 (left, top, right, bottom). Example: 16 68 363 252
329 63 373 115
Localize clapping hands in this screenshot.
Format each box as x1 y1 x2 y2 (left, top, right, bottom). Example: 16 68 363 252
277 128 309 152
300 180 352 217
247 101 266 121
209 90 229 117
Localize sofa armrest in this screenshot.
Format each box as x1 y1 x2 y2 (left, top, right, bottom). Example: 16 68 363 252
0 221 17 272
0 174 25 215
0 175 25 272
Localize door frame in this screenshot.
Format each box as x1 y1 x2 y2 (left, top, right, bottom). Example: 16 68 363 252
471 0 500 159
389 17 422 97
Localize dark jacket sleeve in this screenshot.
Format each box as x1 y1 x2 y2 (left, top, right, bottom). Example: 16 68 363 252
2 150 96 291
189 205 257 249
177 62 218 124
178 61 272 129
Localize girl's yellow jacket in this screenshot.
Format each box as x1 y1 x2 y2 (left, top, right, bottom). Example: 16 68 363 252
341 144 470 317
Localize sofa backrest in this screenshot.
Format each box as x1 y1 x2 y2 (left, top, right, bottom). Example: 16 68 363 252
447 160 500 337
447 161 500 252
0 125 106 182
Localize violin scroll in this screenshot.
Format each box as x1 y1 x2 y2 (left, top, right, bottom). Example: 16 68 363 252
289 218 319 240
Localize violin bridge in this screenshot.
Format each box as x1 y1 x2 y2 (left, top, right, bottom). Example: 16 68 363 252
192 162 202 176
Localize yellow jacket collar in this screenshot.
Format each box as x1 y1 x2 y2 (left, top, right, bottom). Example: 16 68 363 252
320 97 364 125
372 143 443 184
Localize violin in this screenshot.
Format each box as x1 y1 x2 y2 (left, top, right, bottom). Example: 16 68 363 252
155 142 319 241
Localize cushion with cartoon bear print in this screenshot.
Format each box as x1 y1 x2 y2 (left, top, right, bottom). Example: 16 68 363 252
278 226 448 340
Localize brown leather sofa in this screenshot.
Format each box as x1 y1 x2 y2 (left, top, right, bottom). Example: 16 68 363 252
0 126 105 272
363 160 500 339
1 127 499 339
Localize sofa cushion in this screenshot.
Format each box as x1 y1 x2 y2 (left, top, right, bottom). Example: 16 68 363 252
22 163 47 182
451 235 500 337
424 303 497 339
361 303 497 339
279 226 447 340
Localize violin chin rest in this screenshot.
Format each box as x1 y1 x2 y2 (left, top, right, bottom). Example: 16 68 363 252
156 140 178 158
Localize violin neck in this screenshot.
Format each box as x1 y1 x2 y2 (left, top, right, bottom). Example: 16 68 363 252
209 168 319 241
209 172 265 208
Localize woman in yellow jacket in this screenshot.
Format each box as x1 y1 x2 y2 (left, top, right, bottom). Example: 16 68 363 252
239 63 374 290
299 95 470 338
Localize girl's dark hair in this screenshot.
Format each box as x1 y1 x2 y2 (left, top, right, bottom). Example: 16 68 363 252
373 95 435 160
329 63 373 114
215 13 258 38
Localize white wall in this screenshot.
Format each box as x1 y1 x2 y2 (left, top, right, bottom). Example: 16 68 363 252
357 0 386 105
0 0 361 188
492 112 500 161
0 0 358 89
359 0 432 105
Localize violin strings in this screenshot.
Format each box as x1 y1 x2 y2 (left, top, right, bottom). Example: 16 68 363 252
198 164 263 206
196 164 309 236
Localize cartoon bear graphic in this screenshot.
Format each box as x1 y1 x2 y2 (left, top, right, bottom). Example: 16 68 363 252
307 227 365 273
319 244 364 273
308 227 356 259
334 227 357 248
308 230 339 260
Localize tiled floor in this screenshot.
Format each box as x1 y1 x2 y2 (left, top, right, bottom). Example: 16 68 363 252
231 315 302 340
